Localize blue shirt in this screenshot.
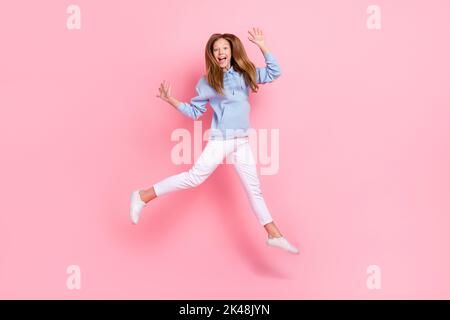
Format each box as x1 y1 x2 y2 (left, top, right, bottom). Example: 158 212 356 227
176 52 282 140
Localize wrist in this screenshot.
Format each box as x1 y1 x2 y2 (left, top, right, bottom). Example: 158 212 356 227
168 96 179 108
259 45 269 54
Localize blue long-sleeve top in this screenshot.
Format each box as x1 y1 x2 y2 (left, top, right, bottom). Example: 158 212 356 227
176 51 282 140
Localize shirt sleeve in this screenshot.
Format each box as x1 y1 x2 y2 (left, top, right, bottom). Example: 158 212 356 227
176 78 208 120
256 52 282 84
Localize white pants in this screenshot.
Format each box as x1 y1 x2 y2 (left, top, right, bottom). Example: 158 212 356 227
153 137 274 225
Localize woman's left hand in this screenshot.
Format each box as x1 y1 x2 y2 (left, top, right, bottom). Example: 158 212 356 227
248 27 266 48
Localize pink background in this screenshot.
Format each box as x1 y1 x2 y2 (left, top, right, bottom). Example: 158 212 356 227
1 0 450 299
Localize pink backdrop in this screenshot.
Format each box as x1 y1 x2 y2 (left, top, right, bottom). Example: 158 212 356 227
1 0 449 299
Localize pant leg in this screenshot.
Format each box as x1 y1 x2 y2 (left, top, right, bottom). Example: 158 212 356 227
231 138 274 226
153 139 232 197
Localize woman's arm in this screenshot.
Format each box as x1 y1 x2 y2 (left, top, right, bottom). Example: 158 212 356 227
248 27 282 84
157 80 181 109
258 44 270 56
255 52 282 84
156 79 208 120
167 96 182 109
248 27 271 57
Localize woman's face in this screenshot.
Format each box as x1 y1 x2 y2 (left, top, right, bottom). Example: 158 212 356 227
213 38 232 72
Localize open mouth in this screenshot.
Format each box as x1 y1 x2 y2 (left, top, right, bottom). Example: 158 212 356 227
218 57 226 63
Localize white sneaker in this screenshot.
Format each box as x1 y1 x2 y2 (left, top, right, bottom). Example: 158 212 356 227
267 236 299 254
130 189 146 225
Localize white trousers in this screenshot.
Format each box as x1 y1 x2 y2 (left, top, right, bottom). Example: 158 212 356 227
153 137 274 225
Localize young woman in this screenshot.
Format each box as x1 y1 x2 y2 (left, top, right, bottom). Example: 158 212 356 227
130 28 299 254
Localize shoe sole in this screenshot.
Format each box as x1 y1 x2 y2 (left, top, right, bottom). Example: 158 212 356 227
267 240 299 254
130 191 143 225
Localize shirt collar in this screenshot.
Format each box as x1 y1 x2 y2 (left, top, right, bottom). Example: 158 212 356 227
224 65 237 75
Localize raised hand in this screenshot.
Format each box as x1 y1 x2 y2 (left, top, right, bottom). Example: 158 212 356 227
248 27 266 48
156 80 172 103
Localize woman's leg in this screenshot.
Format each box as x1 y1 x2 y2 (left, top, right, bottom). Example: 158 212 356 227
139 187 156 204
131 139 238 225
141 139 234 202
230 139 299 253
231 138 282 237
264 221 283 238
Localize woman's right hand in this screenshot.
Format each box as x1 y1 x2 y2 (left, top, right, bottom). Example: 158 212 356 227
156 80 172 103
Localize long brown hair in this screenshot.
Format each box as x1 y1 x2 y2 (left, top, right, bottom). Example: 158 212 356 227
205 33 259 96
